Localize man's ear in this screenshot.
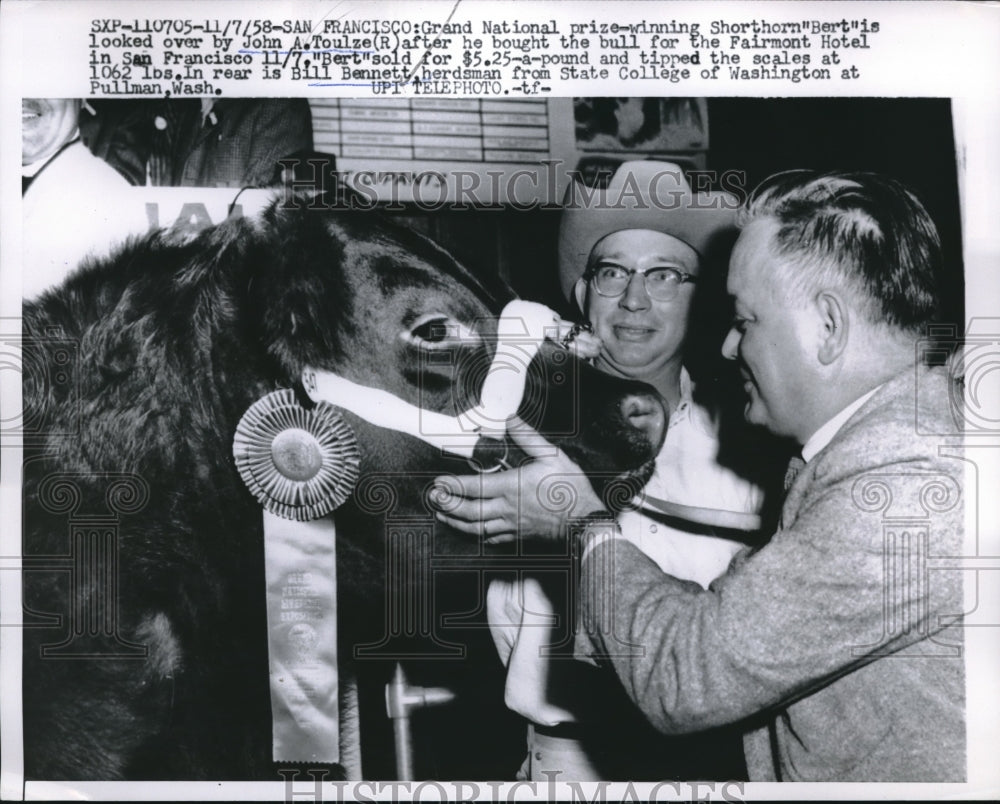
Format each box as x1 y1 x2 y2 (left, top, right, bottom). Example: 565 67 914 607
572 278 588 318
815 289 848 365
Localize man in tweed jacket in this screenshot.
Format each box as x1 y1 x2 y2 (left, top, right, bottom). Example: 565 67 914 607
434 171 965 781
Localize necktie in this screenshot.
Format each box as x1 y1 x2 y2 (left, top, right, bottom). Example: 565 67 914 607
783 454 806 492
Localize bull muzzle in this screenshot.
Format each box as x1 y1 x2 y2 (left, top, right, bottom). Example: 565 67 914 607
620 391 667 448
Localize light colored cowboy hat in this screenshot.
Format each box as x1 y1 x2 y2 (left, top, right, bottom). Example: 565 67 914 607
557 159 739 300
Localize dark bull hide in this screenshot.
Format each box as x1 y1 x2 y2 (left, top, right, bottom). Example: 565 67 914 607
21 202 666 780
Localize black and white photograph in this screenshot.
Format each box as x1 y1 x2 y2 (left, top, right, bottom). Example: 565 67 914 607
2 1 998 801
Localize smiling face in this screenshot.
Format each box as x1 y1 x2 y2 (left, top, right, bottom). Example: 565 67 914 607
582 229 699 389
22 99 80 166
721 218 823 442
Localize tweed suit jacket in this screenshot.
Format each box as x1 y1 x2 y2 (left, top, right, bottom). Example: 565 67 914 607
576 365 966 781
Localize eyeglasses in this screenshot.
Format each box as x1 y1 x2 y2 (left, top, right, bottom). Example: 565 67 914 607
586 264 698 302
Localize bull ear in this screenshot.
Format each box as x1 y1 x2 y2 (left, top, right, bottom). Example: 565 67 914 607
247 207 350 380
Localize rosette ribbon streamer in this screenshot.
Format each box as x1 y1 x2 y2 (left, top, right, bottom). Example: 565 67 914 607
234 389 360 767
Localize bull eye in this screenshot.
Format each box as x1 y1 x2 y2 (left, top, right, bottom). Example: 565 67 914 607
402 314 481 351
415 319 449 343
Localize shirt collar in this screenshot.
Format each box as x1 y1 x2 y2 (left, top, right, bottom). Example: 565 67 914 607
669 366 694 416
801 384 881 463
678 366 693 403
22 133 79 177
200 98 218 125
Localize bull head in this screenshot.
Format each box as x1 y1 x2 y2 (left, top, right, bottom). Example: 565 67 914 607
243 204 666 584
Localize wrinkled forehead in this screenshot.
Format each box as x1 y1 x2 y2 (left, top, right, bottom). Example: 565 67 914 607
588 228 701 270
727 218 783 299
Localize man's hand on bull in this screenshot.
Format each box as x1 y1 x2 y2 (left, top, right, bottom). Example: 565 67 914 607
430 417 604 543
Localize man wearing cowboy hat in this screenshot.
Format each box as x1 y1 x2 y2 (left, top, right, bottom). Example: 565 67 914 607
473 160 778 780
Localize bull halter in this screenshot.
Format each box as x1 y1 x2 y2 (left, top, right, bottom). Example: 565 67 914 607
300 299 564 468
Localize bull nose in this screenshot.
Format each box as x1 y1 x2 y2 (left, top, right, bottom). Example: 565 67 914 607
620 393 667 447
